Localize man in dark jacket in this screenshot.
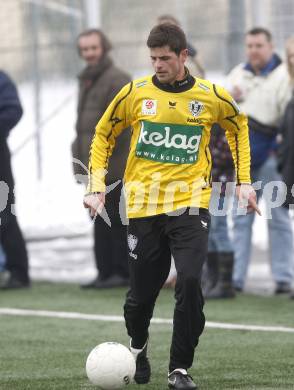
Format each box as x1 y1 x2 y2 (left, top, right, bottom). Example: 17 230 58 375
72 29 131 289
278 91 294 301
0 71 30 289
203 125 236 299
278 92 294 209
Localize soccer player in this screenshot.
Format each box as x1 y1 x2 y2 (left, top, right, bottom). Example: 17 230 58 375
84 24 259 390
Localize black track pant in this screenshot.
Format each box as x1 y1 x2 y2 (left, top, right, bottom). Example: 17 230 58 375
94 182 129 279
124 208 210 372
0 211 29 283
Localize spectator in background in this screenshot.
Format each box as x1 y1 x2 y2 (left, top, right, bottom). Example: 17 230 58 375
227 27 293 294
72 29 131 289
157 14 205 78
204 125 235 299
278 37 294 210
0 71 30 289
277 36 294 299
0 245 6 276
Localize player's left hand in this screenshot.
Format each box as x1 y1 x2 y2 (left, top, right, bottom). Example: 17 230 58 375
236 184 261 215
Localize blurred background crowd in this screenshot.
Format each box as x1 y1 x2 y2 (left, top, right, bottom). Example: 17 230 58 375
0 0 294 298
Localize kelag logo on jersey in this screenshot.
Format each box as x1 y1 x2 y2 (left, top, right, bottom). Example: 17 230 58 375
135 121 203 164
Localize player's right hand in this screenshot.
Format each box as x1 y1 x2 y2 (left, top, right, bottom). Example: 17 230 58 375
83 193 105 217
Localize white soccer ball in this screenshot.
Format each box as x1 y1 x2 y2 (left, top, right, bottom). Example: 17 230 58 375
86 342 136 389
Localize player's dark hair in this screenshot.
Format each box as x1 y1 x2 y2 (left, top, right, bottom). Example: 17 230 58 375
147 23 187 55
77 28 112 55
246 27 272 42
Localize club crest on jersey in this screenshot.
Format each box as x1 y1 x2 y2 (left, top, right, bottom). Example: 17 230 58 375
189 100 204 117
142 99 157 115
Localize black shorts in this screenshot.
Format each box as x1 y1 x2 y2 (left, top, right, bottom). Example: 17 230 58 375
127 208 210 301
124 208 210 370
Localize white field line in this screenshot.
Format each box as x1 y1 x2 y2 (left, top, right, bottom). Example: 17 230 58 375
0 308 294 334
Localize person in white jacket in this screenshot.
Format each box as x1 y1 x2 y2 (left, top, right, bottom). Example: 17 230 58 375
227 27 293 294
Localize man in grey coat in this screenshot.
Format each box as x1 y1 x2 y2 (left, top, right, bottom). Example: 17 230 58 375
72 29 131 288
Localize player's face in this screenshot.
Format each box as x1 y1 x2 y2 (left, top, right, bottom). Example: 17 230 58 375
245 33 273 71
150 46 188 84
78 33 103 66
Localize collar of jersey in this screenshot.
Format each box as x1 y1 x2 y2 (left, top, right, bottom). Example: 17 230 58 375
152 70 196 93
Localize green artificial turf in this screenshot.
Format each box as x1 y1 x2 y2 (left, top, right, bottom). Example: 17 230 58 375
0 283 293 389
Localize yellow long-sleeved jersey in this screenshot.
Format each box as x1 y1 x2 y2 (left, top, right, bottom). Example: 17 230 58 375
87 74 251 218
